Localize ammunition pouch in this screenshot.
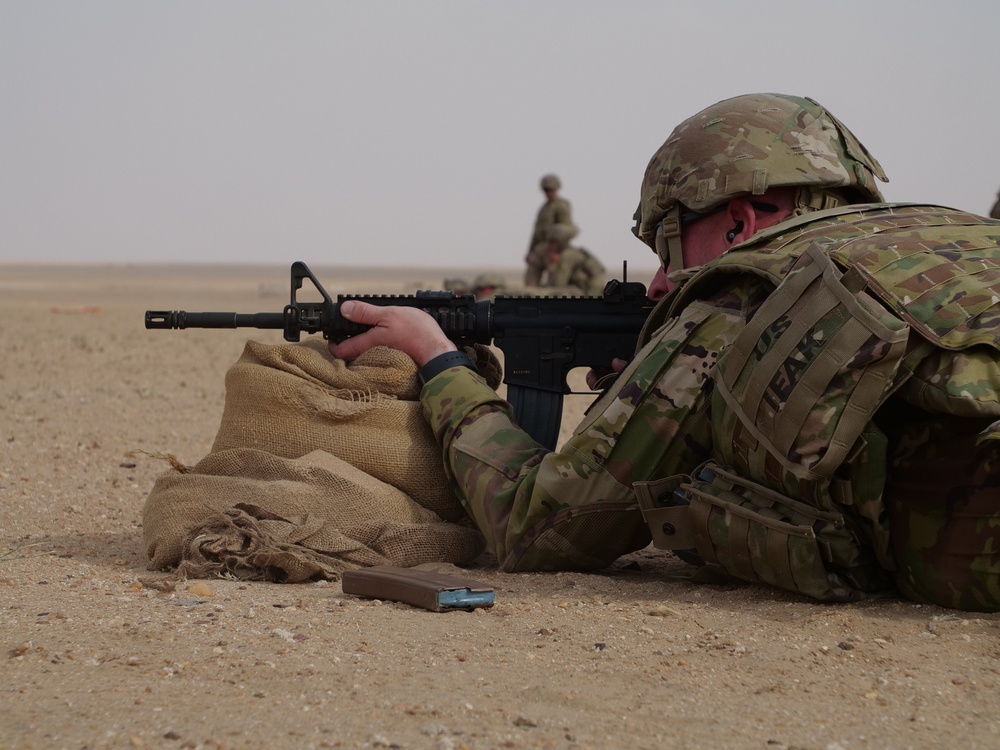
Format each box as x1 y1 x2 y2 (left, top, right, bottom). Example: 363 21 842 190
636 462 892 602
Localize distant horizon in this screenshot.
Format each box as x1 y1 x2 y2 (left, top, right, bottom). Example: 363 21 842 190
3 2 998 266
0 257 661 276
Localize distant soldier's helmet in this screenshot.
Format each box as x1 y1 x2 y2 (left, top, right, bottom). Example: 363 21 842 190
540 174 561 191
473 273 507 290
632 93 889 273
545 223 578 247
443 278 470 294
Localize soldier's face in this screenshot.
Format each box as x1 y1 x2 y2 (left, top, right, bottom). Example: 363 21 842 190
681 209 733 268
649 208 734 299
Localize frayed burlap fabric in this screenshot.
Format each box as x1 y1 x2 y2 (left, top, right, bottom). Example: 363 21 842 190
143 339 497 580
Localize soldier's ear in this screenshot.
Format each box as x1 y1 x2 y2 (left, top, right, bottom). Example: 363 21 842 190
726 198 758 244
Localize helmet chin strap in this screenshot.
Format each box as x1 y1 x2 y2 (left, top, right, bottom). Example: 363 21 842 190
654 205 684 275
792 186 846 216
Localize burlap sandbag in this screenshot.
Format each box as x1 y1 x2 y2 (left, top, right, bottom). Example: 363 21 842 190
210 339 459 518
143 339 499 579
143 448 485 579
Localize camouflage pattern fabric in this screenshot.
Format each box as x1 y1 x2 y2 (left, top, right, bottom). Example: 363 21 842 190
670 203 1000 609
544 246 606 296
421 283 751 571
421 202 1000 612
632 93 887 274
879 401 1000 610
532 197 572 245
636 93 885 220
671 461 894 602
525 197 573 286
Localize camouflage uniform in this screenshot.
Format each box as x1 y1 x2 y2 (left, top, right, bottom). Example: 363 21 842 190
423 203 1000 611
543 223 606 296
525 175 574 286
545 246 606 296
471 273 508 301
416 94 1000 612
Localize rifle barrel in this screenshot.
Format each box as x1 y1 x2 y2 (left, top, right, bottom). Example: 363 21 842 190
145 311 286 330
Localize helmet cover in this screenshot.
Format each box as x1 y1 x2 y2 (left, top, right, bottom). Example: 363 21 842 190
633 93 888 269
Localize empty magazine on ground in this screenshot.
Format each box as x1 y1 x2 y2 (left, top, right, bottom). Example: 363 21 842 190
341 566 496 612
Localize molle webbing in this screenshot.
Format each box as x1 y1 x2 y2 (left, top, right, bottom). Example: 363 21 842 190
711 245 909 482
683 464 840 593
718 169 769 198
634 462 892 601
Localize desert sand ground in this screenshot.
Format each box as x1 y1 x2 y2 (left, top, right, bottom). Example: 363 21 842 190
2 263 998 750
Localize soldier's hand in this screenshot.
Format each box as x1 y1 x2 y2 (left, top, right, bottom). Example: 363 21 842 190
586 358 628 390
328 301 457 367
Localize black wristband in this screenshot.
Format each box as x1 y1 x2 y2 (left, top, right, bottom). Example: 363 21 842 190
418 350 479 386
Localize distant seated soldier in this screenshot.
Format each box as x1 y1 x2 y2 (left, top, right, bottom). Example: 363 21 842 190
543 224 606 296
442 277 471 297
471 273 507 301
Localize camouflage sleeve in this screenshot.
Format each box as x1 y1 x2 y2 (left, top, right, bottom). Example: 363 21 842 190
531 199 574 251
530 203 553 248
554 198 572 227
421 291 749 572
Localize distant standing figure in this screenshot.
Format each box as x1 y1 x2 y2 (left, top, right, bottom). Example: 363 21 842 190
525 174 574 286
990 190 1000 220
543 224 606 296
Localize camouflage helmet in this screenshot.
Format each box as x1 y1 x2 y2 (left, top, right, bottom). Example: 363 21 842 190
632 93 889 273
540 174 561 191
473 272 507 291
545 223 579 248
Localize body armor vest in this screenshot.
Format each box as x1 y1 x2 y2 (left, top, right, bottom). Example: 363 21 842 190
636 204 1000 601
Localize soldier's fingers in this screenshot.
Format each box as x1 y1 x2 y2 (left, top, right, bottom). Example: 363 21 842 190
327 302 393 361
585 367 612 390
585 358 631 390
329 302 454 366
338 300 384 326
327 331 377 362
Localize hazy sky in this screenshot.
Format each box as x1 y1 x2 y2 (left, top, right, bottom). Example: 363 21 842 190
2 1 998 272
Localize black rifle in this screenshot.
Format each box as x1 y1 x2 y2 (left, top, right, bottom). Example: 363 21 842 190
146 261 654 450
